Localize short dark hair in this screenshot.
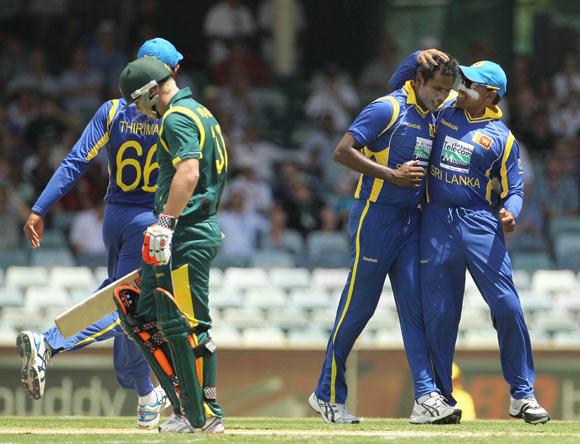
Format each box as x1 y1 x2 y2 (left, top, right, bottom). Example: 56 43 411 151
417 54 459 82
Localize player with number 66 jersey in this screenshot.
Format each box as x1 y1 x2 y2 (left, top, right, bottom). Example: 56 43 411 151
19 38 185 429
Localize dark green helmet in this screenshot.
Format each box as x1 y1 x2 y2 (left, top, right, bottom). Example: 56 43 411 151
119 57 172 104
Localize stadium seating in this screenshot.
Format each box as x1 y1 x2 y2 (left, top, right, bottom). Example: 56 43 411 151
267 307 311 330
30 248 76 267
0 250 29 270
287 327 329 347
311 268 350 291
0 287 24 307
553 234 580 269
94 266 108 285
373 329 404 347
25 286 70 312
549 216 580 239
511 252 555 274
40 229 68 249
531 270 577 295
223 267 270 289
269 267 311 289
5 266 49 288
49 266 97 290
241 327 287 347
519 290 553 314
245 287 287 310
512 269 531 291
307 232 351 267
0 265 578 349
533 311 578 337
288 288 331 311
222 307 266 329
209 267 224 290
209 289 244 311
251 250 295 268
210 324 241 346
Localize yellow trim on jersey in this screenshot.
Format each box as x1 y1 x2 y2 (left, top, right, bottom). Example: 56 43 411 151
354 147 372 199
377 96 400 137
86 99 119 161
67 318 120 349
464 105 502 123
330 199 370 403
159 136 171 155
368 148 390 202
160 105 206 152
107 99 120 131
500 132 515 199
485 168 493 204
172 264 198 327
351 92 398 201
172 156 182 166
403 81 429 117
354 174 363 198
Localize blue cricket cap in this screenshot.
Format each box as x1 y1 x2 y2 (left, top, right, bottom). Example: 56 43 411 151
137 37 183 68
459 60 507 97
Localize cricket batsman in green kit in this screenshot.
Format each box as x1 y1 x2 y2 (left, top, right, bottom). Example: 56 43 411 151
114 57 228 433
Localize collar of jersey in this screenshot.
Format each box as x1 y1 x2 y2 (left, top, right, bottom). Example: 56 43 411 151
168 87 193 106
403 81 429 117
463 105 502 123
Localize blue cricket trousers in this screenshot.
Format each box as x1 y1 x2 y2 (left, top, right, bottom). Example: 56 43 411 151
420 204 535 404
43 203 156 396
315 199 436 403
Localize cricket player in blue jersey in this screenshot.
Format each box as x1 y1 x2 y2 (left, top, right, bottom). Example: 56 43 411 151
17 38 184 429
389 50 550 424
309 53 464 424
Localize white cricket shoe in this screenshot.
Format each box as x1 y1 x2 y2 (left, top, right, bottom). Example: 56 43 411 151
137 386 172 429
509 396 550 424
17 331 50 400
309 392 360 424
159 413 225 433
410 392 460 424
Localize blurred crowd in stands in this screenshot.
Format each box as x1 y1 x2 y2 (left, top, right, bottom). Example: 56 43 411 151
0 0 579 271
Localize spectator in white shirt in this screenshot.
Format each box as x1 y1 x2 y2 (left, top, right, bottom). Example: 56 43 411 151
305 65 359 132
203 0 257 65
69 202 106 256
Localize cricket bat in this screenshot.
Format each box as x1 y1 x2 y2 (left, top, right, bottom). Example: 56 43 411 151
55 269 141 338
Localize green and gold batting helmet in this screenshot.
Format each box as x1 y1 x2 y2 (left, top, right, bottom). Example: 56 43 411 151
119 57 172 105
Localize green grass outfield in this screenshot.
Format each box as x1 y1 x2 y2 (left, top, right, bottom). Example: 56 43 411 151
1 417 580 443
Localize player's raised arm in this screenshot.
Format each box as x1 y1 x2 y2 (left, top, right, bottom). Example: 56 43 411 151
23 100 117 248
388 49 450 91
333 99 424 188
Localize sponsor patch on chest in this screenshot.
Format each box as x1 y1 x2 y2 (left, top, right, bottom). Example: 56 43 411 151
440 136 474 173
472 131 493 150
413 137 432 166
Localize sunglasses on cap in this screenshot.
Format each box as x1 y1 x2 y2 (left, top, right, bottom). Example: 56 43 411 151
461 77 500 92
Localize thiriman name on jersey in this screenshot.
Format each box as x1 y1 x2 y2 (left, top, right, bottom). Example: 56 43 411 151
119 120 159 135
431 165 481 189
